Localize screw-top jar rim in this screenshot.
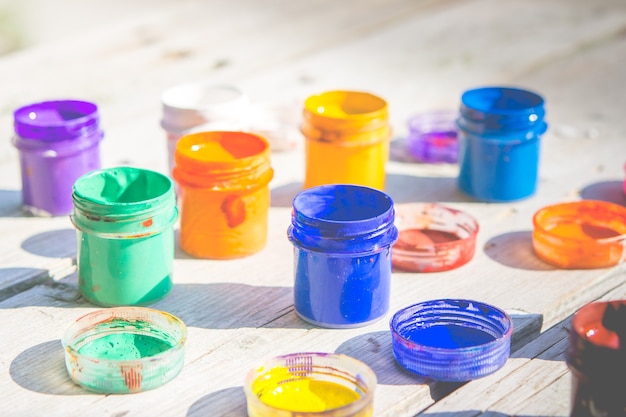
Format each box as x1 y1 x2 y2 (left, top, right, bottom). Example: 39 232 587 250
72 167 177 237
173 131 273 190
458 86 547 137
288 184 398 254
14 99 101 141
303 90 389 131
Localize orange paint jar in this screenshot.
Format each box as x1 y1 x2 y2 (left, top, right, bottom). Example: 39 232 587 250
532 200 626 269
302 90 391 190
173 131 273 259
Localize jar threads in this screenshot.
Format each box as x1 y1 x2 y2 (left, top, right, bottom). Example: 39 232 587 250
13 99 104 216
302 90 391 190
71 167 177 306
457 86 547 202
288 184 398 328
173 131 273 259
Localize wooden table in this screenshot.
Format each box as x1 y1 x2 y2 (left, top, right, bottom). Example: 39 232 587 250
1 0 625 415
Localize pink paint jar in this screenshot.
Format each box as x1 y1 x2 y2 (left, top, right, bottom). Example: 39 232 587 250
13 100 103 216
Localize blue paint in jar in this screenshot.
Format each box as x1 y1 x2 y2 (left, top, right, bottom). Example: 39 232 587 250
288 184 398 328
457 86 547 202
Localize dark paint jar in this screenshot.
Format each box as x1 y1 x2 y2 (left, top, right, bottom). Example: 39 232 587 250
567 300 626 417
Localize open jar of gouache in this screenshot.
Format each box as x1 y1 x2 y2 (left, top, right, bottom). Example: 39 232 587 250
390 299 512 382
406 110 458 163
62 307 187 394
392 203 479 272
532 200 626 269
244 352 376 417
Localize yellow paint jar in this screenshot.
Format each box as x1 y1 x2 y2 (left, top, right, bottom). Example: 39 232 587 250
302 91 391 190
173 131 273 259
244 352 376 417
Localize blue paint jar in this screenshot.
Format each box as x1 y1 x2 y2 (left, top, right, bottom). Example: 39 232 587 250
457 86 547 202
288 184 398 328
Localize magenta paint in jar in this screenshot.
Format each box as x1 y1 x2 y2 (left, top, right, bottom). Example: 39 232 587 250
12 100 104 216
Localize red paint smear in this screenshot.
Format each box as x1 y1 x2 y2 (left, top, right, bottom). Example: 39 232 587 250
120 364 143 392
142 218 153 228
221 195 246 228
395 228 460 250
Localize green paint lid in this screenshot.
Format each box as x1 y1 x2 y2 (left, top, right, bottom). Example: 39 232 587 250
62 307 187 394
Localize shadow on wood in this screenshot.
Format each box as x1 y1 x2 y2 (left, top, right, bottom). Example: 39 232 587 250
186 386 247 417
10 339 86 395
579 180 626 206
483 231 557 271
21 228 76 258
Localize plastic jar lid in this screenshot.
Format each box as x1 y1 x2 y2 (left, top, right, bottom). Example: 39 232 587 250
392 203 479 272
390 299 512 382
406 110 458 163
244 352 376 416
161 82 249 133
62 307 187 394
532 200 626 269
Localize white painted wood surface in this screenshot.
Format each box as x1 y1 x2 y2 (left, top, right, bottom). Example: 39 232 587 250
0 0 625 416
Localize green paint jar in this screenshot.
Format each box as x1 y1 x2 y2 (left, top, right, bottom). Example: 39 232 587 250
71 167 178 306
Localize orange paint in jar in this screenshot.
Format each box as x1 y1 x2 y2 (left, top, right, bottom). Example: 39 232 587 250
532 200 626 269
302 90 391 190
173 131 273 259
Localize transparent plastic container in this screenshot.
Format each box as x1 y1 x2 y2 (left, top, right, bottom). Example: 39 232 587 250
457 86 547 202
392 203 479 272
532 200 626 269
173 131 273 259
390 299 512 382
13 99 103 216
288 184 398 328
71 167 178 306
62 307 187 394
244 352 376 417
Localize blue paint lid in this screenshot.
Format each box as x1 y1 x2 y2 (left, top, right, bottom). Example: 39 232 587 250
390 299 512 382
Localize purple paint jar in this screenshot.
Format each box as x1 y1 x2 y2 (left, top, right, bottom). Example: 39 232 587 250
288 184 398 328
13 100 103 216
406 110 459 163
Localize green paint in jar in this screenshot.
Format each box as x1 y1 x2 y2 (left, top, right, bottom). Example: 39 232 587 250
71 167 178 306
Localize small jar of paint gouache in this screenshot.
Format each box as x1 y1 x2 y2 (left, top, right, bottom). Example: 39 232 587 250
288 184 398 328
173 131 273 259
457 86 547 202
390 299 512 382
62 307 186 394
406 110 458 163
567 300 626 417
302 90 391 190
392 203 479 272
161 82 250 174
71 167 177 306
244 352 376 417
532 200 626 269
12 99 103 216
